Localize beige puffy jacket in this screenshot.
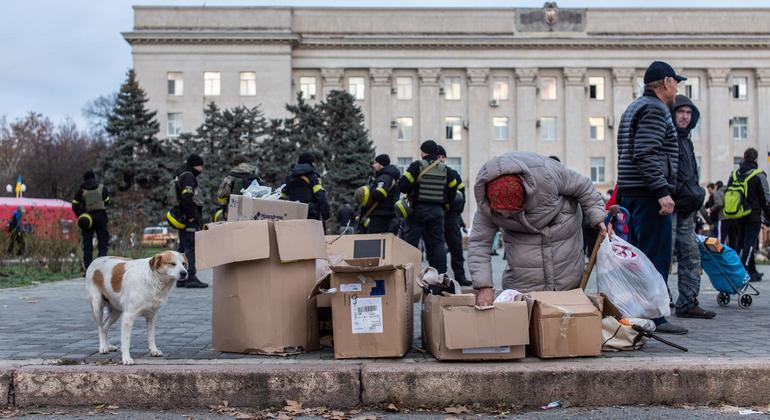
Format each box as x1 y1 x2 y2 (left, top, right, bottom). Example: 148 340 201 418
469 152 605 292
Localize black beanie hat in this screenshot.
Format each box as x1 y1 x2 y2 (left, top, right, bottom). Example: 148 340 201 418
435 145 447 158
83 170 95 181
186 154 204 167
420 139 438 155
374 154 390 167
298 151 316 165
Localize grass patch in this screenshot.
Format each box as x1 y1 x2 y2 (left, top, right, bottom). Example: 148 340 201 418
0 265 80 289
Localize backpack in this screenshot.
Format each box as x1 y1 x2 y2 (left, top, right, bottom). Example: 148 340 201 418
722 169 763 220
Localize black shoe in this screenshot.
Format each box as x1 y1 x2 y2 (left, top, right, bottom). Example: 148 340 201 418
750 272 763 282
655 322 688 335
184 278 209 288
675 306 716 319
456 278 473 287
491 251 499 256
176 280 187 288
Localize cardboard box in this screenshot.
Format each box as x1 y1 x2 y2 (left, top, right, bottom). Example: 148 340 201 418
196 219 327 354
325 233 422 302
527 289 603 358
421 293 529 361
311 258 414 359
227 194 308 222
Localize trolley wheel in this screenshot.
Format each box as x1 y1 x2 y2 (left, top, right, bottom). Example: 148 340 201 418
717 292 730 307
739 294 752 309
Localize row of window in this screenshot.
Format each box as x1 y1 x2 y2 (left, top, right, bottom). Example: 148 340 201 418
167 71 257 96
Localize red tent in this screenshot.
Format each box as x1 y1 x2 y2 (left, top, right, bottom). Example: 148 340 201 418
0 197 77 240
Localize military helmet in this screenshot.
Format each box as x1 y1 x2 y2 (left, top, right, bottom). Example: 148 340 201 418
354 186 370 207
395 198 412 219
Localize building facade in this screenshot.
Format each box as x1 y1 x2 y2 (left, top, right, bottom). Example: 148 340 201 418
124 5 770 219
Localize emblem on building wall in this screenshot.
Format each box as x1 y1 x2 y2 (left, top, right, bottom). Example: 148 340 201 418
517 2 585 32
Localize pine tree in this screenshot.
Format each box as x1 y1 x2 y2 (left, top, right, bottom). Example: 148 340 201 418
319 90 375 217
100 69 172 224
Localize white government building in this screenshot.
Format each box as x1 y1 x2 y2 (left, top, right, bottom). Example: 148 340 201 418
124 4 770 219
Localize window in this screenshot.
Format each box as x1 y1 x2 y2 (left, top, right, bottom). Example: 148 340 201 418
493 117 509 140
299 77 317 99
167 113 182 137
240 72 256 96
167 72 183 96
684 77 700 100
445 117 463 140
396 117 413 141
590 157 606 183
589 117 605 141
540 117 557 141
397 157 411 174
348 77 365 100
540 77 557 100
396 77 413 100
732 77 748 100
447 157 462 176
492 78 509 100
444 77 461 100
732 117 748 140
204 71 220 96
634 77 644 99
588 77 605 100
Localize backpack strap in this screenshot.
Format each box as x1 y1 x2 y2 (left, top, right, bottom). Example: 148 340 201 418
417 160 442 182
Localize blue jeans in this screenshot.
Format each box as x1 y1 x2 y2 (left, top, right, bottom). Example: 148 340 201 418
674 212 701 313
619 193 672 325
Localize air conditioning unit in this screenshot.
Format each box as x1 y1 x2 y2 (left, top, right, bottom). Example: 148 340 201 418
439 87 446 95
489 99 500 107
607 116 614 128
463 120 470 129
536 119 542 128
390 120 398 128
391 87 398 94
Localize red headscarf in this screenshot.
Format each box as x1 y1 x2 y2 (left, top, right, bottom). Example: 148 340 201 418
486 174 525 212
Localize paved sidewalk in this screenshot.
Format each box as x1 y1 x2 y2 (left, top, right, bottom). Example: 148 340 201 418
0 254 767 363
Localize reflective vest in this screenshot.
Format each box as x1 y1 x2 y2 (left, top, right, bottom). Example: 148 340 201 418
83 184 106 212
416 159 447 204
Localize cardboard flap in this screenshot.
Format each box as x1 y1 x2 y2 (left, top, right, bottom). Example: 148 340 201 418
195 220 270 269
528 289 600 318
274 219 328 262
442 301 529 349
308 273 332 299
330 263 398 273
437 294 476 307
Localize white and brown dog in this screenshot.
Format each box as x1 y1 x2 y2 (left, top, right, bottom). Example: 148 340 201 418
85 251 187 365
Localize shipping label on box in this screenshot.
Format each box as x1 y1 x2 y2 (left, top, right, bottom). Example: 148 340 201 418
351 297 384 334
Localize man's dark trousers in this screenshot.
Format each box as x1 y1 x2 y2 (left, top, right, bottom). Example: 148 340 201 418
365 215 395 234
737 220 761 276
82 222 109 270
177 228 197 279
444 211 466 282
402 203 447 274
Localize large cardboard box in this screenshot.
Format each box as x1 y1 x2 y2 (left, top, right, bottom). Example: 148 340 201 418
196 219 327 354
421 293 529 361
325 233 422 302
227 194 308 222
527 289 603 358
312 258 414 359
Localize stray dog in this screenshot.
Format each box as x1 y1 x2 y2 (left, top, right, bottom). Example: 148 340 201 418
85 251 187 365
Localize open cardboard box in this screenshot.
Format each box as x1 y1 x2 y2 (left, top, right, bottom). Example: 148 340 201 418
310 258 414 359
227 194 308 222
196 219 326 354
526 289 603 358
422 293 529 361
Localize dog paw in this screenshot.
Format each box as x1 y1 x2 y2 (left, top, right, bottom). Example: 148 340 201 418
122 356 134 365
150 349 163 357
108 345 118 352
99 347 109 354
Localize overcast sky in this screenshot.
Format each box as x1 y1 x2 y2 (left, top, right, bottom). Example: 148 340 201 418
1 0 769 128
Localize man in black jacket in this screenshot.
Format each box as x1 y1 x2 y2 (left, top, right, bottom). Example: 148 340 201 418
72 170 110 270
616 61 687 334
357 154 401 234
726 148 770 282
171 154 208 288
436 145 470 286
670 95 714 319
281 151 330 222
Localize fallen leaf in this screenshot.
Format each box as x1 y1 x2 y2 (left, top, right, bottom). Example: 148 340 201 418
284 400 304 415
351 416 377 420
107 405 119 409
235 413 254 419
348 409 362 415
444 406 469 415
386 403 399 412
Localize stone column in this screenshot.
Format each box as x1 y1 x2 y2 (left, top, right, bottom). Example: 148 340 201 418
515 68 538 153
707 68 730 183
321 68 344 97
611 68 636 185
757 69 770 173
563 67 587 173
466 68 490 220
369 68 393 156
418 68 441 142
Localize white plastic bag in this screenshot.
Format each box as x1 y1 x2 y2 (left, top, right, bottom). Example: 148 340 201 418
242 179 272 198
596 235 670 319
262 184 285 200
494 289 521 304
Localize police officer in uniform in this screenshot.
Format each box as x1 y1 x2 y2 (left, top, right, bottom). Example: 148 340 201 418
398 140 458 275
281 151 330 222
213 155 262 222
72 170 110 270
355 154 401 234
435 146 471 286
167 154 208 288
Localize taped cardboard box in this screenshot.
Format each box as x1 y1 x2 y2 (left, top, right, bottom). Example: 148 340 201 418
311 258 414 359
196 219 327 354
325 233 422 302
227 194 308 222
422 293 529 361
527 289 602 358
